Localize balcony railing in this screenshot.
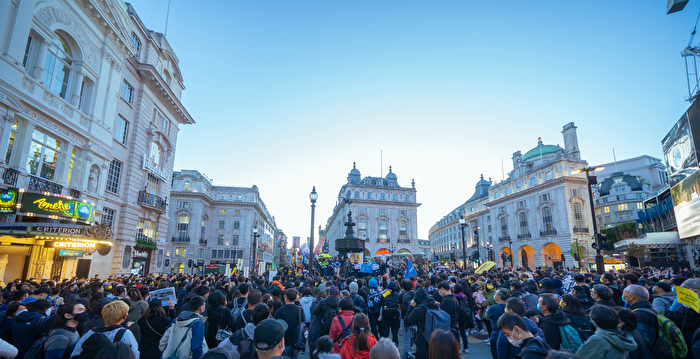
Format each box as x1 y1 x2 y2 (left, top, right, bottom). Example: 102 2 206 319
499 236 512 242
68 188 81 199
573 226 589 233
540 228 558 236
172 235 190 243
28 176 62 194
138 190 167 213
517 233 532 240
2 168 18 187
199 238 207 245
135 233 157 249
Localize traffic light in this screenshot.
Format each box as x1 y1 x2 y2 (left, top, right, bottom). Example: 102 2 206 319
450 253 456 261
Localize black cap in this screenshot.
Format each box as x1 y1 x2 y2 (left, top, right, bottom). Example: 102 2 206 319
254 318 287 350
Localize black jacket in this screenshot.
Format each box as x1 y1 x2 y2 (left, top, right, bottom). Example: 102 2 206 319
274 304 302 346
517 336 551 359
233 308 254 332
206 304 237 347
439 294 459 328
313 296 339 334
405 300 439 359
539 310 570 350
137 315 170 359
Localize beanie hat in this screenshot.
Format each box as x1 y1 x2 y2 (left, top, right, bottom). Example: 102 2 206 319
368 278 378 288
349 282 358 294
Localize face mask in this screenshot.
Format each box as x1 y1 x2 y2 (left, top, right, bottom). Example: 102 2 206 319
487 285 494 290
590 318 596 328
507 335 522 347
45 308 52 316
73 312 88 322
536 303 542 313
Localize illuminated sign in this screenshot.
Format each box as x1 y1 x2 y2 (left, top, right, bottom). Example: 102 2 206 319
0 188 17 213
51 241 96 249
133 250 149 258
20 193 94 221
58 249 83 257
35 226 84 235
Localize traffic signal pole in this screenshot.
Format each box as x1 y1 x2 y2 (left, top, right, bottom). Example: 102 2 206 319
584 169 605 274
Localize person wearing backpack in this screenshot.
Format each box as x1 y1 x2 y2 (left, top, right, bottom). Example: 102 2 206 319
233 290 262 332
159 295 208 359
136 299 172 359
70 299 140 359
43 303 87 359
339 314 377 359
330 298 355 353
206 290 237 347
665 279 700 359
274 288 302 359
397 279 415 359
218 303 270 359
560 294 594 341
537 294 574 351
365 280 382 338
315 286 341 337
380 282 400 346
617 307 652 359
576 305 637 359
405 287 444 359
453 284 471 353
11 298 52 359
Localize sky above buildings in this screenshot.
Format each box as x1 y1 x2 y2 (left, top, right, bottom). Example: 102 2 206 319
130 0 699 244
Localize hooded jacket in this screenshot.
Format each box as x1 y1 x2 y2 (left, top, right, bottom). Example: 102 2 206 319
159 310 208 359
206 304 236 347
576 328 637 359
517 336 550 359
651 294 675 313
404 288 439 359
330 309 355 353
70 324 140 359
539 310 570 350
300 296 314 323
314 295 340 333
217 322 255 353
137 314 171 359
11 310 50 358
338 334 378 359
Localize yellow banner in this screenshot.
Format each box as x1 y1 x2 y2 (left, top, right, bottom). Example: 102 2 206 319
475 261 497 274
675 285 700 313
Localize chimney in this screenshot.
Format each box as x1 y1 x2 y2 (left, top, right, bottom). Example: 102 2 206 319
562 122 580 160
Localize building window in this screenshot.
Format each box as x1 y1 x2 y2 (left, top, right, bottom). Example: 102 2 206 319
78 78 94 114
367 192 373 199
358 219 367 239
218 220 225 229
518 212 527 235
179 201 191 209
114 116 129 145
234 210 241 216
378 219 388 243
149 142 161 166
379 209 388 215
102 207 115 229
23 35 35 69
122 246 131 268
4 119 18 164
392 194 398 201
530 177 537 186
617 203 629 211
380 193 386 200
121 80 134 104
573 203 585 229
130 32 141 60
136 218 155 241
218 234 224 245
354 191 360 198
183 181 191 191
232 234 239 245
233 221 240 229
177 216 189 239
518 201 525 209
199 249 205 258
65 148 77 187
405 195 410 202
542 207 554 232
157 249 163 267
146 173 159 195
500 216 509 238
603 206 610 213
637 202 643 210
399 210 407 216
175 247 186 257
540 193 550 202
105 159 122 193
219 209 226 216
399 220 408 242
572 189 580 197
26 129 61 181
43 33 73 99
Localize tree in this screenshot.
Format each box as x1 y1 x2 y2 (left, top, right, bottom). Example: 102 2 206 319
626 243 648 267
569 241 586 268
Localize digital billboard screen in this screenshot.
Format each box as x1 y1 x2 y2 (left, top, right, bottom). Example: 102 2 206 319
663 99 700 186
671 168 700 239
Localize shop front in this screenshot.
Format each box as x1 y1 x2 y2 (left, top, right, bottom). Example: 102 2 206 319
0 189 111 283
131 249 151 275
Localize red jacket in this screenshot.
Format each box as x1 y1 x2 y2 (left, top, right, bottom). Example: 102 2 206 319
329 310 355 352
339 334 378 359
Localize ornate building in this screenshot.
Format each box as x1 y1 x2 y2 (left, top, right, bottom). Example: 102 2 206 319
429 123 596 269
166 170 282 275
323 164 420 258
0 0 194 281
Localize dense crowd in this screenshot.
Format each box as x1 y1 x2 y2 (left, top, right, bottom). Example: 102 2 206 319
0 263 698 359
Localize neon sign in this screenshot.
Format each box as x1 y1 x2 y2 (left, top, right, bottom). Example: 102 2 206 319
20 193 94 221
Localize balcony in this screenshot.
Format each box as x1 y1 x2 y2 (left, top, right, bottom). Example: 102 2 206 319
573 226 589 233
540 228 558 236
138 190 167 213
499 236 512 242
2 168 18 187
517 233 531 240
28 176 62 194
172 234 190 243
199 238 207 245
135 233 157 249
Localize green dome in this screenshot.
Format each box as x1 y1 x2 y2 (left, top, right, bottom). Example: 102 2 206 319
521 140 563 162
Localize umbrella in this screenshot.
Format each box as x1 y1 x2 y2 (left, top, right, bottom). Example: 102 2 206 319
318 254 331 259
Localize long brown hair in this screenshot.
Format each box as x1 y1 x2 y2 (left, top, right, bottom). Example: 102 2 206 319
352 313 371 353
429 329 459 359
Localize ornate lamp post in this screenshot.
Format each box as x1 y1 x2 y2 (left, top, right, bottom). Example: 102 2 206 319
251 226 260 275
571 166 605 273
309 186 318 272
458 213 468 269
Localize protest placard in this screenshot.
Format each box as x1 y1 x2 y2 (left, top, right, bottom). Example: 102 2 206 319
149 287 176 307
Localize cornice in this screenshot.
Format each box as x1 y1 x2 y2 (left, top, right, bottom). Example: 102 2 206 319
135 63 194 125
486 176 588 206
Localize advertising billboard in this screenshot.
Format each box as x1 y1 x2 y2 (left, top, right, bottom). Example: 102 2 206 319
20 192 95 221
0 188 17 213
662 99 700 186
671 168 700 239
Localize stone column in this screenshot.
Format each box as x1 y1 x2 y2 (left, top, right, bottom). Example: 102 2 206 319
69 64 84 107
0 253 9 284
5 0 36 65
14 121 34 171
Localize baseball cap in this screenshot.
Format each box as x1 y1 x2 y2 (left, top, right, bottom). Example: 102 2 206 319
254 318 288 350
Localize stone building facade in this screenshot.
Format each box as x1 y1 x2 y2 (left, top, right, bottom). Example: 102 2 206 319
0 0 193 281
166 170 281 275
323 164 421 258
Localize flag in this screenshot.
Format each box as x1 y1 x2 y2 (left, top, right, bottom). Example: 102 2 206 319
405 258 417 278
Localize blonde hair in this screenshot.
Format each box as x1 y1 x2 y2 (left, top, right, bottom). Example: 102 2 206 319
102 300 129 325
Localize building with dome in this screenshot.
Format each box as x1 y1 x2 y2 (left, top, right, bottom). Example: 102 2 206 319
322 164 420 259
429 122 596 269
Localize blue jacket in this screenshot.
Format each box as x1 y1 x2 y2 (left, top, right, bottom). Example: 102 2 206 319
496 317 544 359
487 304 506 341
164 311 206 359
630 302 658 350
11 311 51 358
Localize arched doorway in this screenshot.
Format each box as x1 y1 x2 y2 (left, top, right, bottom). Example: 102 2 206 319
376 248 390 256
397 248 411 254
519 245 535 269
541 243 562 267
499 247 513 267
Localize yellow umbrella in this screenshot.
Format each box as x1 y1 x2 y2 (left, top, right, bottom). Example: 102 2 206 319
475 261 497 274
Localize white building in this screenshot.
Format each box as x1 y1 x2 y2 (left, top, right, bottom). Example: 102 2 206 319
166 170 282 275
323 164 421 258
430 123 596 269
0 0 193 282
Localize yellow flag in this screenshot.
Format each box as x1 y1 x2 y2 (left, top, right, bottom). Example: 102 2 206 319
675 286 700 313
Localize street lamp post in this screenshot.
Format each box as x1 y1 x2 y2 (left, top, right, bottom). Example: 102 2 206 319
572 166 606 274
508 236 513 267
309 186 318 273
251 227 260 275
474 226 481 264
458 215 468 269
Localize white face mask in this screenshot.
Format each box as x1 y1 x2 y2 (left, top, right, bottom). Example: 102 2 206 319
507 335 522 347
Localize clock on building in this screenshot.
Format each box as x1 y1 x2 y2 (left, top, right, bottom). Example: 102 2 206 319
516 181 522 189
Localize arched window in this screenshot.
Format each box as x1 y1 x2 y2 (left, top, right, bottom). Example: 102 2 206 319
573 203 585 229
43 33 73 99
357 218 367 239
149 141 161 166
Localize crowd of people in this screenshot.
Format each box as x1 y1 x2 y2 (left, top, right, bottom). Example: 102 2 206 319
0 262 698 359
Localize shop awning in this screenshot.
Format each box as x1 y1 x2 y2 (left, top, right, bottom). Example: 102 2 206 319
614 232 680 249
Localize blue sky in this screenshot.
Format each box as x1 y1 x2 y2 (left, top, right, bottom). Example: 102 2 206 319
130 0 698 242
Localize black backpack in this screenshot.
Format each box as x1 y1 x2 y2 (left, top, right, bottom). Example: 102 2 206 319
238 338 258 359
383 293 400 319
335 315 354 349
400 290 414 317
321 305 338 334
19 317 49 359
78 328 127 359
457 297 473 327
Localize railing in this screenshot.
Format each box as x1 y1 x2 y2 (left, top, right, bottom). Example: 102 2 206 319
499 236 512 242
377 237 390 244
199 238 207 245
573 226 589 233
138 190 167 213
28 176 62 194
517 233 532 239
69 188 81 199
135 233 157 249
2 168 18 186
172 235 190 243
540 228 558 236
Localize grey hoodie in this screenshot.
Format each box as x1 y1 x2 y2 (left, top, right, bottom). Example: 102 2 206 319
300 296 314 323
576 328 637 359
652 294 675 313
